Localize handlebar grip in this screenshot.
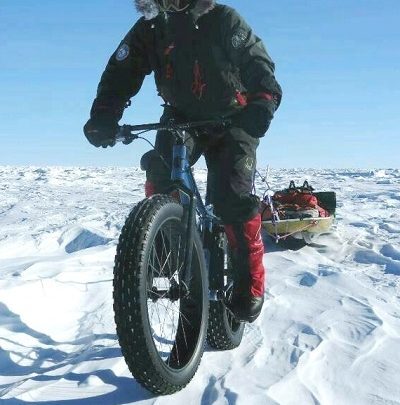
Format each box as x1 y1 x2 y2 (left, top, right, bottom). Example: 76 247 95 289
115 119 232 143
114 125 139 143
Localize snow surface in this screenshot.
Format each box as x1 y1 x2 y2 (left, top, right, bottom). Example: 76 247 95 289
1 166 400 405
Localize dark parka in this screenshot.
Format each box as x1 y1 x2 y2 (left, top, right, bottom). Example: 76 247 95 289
90 0 282 224
92 0 282 121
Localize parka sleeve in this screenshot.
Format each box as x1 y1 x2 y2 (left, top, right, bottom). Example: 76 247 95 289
91 18 152 120
220 7 282 115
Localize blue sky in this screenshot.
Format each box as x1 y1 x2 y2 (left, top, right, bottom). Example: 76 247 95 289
1 0 399 168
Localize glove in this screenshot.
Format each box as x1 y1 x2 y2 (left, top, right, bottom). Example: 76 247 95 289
83 113 118 148
233 103 273 138
84 96 125 148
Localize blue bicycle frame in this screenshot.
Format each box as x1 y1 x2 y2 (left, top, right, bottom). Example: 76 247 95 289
171 144 210 221
117 119 229 297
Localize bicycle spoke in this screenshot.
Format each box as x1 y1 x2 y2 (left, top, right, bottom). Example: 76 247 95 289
160 251 172 277
149 300 180 357
142 213 203 370
152 237 163 272
147 295 195 361
149 298 193 329
160 228 169 267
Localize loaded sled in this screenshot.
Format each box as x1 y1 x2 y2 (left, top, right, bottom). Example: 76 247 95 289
259 180 336 243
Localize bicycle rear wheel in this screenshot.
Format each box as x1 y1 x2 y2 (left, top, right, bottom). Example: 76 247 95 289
206 226 245 350
113 196 208 395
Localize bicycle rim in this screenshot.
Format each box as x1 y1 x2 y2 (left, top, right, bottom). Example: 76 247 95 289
145 216 203 370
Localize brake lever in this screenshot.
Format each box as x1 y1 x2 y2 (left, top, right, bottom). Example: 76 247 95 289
115 125 139 144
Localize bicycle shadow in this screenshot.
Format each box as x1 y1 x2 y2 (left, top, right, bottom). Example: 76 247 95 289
0 302 153 404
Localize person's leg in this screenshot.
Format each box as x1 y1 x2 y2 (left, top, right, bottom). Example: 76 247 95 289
206 127 265 322
141 107 199 196
140 108 176 197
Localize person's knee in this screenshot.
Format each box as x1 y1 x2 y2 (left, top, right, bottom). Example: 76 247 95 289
214 193 260 224
140 150 171 195
141 150 167 177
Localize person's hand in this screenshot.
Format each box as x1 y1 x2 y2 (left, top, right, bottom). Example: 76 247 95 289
83 115 118 148
233 103 273 138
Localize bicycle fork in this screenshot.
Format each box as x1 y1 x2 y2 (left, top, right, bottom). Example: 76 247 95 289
171 142 197 294
171 141 230 302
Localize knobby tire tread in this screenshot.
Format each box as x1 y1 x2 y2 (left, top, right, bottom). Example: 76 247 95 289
207 302 240 350
114 195 184 395
206 232 244 350
113 195 199 395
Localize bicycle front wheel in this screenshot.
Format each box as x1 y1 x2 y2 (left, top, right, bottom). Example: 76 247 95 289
113 195 208 395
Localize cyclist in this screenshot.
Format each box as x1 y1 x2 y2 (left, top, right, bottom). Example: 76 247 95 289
84 0 282 322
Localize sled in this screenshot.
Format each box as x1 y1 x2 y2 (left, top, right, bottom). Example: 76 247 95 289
259 180 336 243
262 215 334 236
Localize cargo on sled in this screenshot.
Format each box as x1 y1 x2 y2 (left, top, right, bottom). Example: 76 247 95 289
259 180 336 243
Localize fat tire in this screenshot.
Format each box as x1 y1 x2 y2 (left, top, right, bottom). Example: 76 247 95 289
113 195 208 395
206 228 245 350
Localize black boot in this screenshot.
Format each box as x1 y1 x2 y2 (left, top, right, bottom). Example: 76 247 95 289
226 287 264 323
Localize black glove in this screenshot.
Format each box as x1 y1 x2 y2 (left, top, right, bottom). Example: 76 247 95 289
83 113 119 148
84 96 125 148
233 103 273 138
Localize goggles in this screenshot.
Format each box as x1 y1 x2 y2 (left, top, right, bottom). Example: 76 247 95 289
158 0 191 12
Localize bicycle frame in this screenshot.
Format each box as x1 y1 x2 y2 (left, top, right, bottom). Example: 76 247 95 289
116 119 230 298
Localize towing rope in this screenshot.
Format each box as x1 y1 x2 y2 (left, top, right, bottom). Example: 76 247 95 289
267 220 319 242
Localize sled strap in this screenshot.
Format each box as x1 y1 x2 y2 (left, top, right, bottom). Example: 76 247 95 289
270 220 318 242
268 221 318 243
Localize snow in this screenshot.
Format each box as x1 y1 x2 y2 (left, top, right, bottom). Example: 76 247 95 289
0 166 400 404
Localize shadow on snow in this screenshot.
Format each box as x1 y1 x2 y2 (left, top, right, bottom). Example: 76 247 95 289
0 302 154 404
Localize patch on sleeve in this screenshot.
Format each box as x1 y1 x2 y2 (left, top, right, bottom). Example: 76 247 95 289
232 28 248 49
116 44 130 61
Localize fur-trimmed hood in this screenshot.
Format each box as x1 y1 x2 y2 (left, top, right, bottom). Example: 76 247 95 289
135 0 216 20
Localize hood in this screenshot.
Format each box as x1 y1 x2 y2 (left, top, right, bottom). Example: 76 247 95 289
134 0 216 20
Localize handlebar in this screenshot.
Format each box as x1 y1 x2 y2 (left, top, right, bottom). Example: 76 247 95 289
115 119 231 143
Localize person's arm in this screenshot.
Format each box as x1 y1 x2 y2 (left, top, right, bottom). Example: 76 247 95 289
84 18 152 147
220 7 282 136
